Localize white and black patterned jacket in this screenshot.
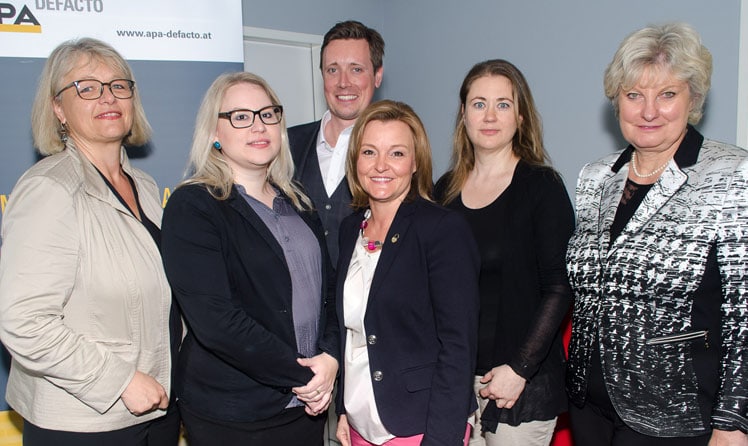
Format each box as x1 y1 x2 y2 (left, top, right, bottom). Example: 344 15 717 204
566 127 748 436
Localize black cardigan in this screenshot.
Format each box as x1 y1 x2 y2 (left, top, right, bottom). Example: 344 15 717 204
435 161 574 429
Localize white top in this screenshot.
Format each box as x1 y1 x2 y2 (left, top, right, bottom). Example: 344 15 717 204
343 236 394 444
316 110 353 196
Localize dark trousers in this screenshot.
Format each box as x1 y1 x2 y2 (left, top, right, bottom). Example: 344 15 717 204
23 403 181 446
179 401 326 446
569 401 709 446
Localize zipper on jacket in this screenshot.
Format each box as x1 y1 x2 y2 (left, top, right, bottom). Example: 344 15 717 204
645 330 708 348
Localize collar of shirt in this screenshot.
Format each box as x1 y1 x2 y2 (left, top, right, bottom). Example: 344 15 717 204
316 110 354 196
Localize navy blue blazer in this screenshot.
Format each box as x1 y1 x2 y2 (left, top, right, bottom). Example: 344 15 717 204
336 198 480 446
161 183 338 422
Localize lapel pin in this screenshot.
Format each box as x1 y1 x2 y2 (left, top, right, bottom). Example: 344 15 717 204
391 234 400 243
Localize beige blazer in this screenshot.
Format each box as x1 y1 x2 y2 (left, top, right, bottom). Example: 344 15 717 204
0 145 171 432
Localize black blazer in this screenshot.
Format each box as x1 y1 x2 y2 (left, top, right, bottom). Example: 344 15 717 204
161 183 338 422
336 198 480 446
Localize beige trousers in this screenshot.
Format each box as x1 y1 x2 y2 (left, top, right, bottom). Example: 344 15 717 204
470 376 557 446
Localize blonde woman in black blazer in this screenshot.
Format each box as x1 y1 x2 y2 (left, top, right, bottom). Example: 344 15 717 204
161 72 339 446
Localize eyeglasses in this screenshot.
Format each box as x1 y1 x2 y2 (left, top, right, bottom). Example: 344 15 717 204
218 105 283 129
55 79 135 100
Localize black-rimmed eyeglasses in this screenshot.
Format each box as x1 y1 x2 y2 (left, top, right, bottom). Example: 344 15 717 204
55 79 135 100
218 105 283 129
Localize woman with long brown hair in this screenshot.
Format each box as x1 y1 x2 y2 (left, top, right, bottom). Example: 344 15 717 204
435 59 574 446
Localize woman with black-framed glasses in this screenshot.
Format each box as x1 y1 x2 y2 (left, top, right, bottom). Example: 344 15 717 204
0 37 180 445
161 71 339 446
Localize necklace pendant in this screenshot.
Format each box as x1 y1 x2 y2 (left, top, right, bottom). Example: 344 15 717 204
363 238 381 252
361 209 382 252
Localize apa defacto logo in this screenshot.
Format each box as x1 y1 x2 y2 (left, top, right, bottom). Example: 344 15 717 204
0 3 41 32
35 0 103 13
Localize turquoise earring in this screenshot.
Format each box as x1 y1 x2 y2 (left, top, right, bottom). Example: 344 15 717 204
213 141 222 150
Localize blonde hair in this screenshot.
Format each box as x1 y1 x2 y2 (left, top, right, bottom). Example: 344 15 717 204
181 71 311 210
346 100 433 210
441 59 548 205
31 37 151 155
604 22 712 124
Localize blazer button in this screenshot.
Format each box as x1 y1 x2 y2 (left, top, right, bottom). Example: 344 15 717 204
372 370 383 381
367 335 377 345
325 204 332 210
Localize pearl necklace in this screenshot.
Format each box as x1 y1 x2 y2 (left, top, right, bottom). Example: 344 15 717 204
631 151 670 178
360 209 383 252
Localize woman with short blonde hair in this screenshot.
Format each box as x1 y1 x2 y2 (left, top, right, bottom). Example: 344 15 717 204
567 23 748 446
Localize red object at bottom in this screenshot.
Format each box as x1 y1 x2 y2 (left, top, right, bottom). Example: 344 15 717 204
550 312 573 446
550 412 572 446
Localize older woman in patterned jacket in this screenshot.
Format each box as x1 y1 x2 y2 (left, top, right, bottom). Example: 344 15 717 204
566 23 748 446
